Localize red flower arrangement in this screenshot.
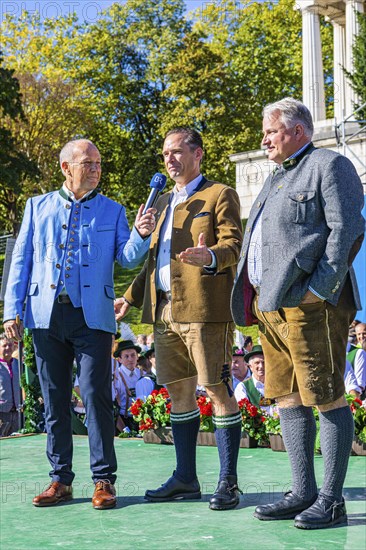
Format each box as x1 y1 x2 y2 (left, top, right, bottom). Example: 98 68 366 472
237 398 268 443
346 394 366 443
130 388 171 433
131 390 269 442
197 395 214 432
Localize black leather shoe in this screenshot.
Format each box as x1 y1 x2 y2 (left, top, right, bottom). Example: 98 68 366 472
144 473 201 502
254 491 318 520
294 494 347 529
209 476 242 510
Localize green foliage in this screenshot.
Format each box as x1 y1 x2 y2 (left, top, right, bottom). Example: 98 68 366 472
0 53 38 234
264 410 281 436
1 0 335 230
21 329 43 434
344 10 366 119
346 393 366 444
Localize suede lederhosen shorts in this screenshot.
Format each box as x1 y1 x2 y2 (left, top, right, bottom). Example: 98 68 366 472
153 297 235 386
252 276 356 406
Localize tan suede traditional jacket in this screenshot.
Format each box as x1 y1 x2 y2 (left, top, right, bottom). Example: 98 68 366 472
124 177 243 324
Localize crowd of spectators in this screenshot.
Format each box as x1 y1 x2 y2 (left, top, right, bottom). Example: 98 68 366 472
1 321 365 438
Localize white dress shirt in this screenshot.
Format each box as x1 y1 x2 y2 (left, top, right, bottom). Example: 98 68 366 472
247 142 313 293
113 365 140 415
156 174 216 290
344 360 362 394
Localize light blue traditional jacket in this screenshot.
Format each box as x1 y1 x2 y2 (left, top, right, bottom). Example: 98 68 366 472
4 190 150 333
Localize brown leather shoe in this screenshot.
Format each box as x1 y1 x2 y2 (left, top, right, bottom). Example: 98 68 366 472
33 481 73 507
92 480 116 510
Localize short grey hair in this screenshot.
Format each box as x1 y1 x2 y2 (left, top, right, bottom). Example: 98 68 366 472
263 97 314 139
59 139 95 168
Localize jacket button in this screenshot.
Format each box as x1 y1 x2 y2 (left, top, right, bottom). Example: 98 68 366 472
59 244 65 249
50 284 56 289
246 227 251 232
65 204 71 209
297 194 304 201
62 224 67 229
56 264 61 269
66 266 71 271
70 238 75 242
65 274 70 278
257 202 261 208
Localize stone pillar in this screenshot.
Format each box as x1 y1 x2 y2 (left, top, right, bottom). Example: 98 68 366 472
345 0 364 116
333 21 346 122
301 5 326 121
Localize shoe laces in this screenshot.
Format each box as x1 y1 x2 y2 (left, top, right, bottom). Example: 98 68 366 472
96 479 112 490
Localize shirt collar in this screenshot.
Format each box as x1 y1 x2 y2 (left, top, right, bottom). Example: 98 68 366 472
62 183 96 203
0 357 13 367
287 141 311 160
252 376 264 389
172 174 203 199
120 364 138 377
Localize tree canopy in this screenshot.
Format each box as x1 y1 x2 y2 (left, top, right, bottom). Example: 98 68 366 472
0 0 335 233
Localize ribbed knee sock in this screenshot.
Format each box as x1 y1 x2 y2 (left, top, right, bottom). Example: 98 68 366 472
213 412 242 481
170 409 200 484
279 405 317 500
319 405 354 501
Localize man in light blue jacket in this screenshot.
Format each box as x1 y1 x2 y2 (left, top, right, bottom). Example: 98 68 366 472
3 139 155 509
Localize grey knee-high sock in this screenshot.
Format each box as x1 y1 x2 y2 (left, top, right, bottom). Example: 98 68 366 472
319 405 354 502
279 405 317 500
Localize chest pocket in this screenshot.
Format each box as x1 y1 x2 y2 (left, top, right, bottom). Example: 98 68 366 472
97 225 115 232
288 191 316 224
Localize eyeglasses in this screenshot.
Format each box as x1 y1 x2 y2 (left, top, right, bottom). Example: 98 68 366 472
69 161 101 169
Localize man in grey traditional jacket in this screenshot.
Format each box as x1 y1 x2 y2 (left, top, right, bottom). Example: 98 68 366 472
231 97 365 530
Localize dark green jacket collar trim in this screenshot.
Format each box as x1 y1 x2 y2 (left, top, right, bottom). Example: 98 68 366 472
282 142 314 170
59 188 98 203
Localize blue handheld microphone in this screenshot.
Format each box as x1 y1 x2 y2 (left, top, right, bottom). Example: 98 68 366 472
142 173 167 214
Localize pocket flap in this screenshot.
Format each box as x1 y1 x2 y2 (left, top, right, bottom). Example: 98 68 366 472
28 282 38 296
295 256 317 274
104 285 115 299
288 191 316 203
97 225 115 232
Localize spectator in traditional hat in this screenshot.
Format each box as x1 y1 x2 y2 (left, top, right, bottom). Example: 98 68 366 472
113 340 141 433
231 348 251 391
234 345 274 416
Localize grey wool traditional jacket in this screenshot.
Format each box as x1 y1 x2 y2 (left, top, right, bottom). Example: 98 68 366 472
231 144 365 327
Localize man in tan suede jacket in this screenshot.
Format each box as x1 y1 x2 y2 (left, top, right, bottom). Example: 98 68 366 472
115 127 243 510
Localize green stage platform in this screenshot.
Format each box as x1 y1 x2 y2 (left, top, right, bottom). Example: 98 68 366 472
0 435 365 550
